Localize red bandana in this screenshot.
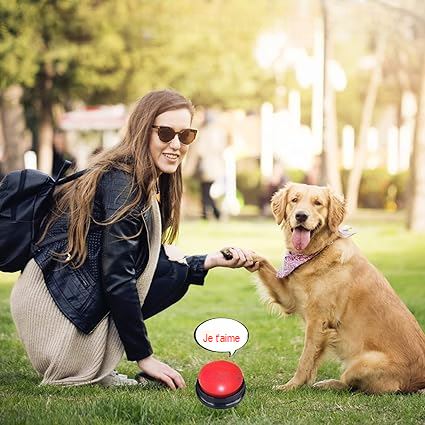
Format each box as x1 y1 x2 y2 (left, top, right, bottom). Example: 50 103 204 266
276 227 355 278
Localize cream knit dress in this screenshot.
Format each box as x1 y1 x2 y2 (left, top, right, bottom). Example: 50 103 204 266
10 199 161 387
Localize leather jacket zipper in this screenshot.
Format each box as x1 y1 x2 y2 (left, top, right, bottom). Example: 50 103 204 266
78 267 92 289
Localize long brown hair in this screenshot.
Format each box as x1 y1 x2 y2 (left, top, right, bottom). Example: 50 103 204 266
41 89 194 268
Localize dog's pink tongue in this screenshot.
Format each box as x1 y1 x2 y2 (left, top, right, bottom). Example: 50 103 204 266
292 228 311 251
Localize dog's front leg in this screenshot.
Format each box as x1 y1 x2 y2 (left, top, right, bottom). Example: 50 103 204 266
256 258 296 314
275 320 327 391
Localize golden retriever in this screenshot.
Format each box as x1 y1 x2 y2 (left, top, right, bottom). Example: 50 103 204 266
254 182 425 394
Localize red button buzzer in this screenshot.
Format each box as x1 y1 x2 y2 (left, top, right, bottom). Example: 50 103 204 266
196 360 246 409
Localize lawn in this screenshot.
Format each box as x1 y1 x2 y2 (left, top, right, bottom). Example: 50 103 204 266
1 212 425 424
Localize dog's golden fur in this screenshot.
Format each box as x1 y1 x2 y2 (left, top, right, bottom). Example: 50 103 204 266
255 182 425 393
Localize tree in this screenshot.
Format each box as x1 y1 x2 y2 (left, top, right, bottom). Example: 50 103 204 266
321 0 342 194
2 0 281 175
361 0 425 230
121 0 278 109
0 0 38 172
23 0 142 173
346 34 386 215
408 42 425 231
1 86 31 172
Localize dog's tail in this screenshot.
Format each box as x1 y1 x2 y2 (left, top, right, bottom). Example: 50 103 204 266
410 376 425 393
410 373 425 393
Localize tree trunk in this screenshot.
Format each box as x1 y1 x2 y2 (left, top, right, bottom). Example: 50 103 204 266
346 37 386 215
38 105 54 174
0 85 31 173
324 77 343 194
36 64 54 174
320 0 342 194
407 50 425 232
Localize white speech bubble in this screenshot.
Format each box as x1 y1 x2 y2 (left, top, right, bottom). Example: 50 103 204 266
194 318 249 356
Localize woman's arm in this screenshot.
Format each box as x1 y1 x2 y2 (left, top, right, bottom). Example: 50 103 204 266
100 170 152 362
100 172 185 389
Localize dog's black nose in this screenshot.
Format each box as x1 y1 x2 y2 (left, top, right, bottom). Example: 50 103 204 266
295 211 309 223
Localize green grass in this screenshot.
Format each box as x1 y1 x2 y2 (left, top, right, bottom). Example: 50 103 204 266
1 211 425 424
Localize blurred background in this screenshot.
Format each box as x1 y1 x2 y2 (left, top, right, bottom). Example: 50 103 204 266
1 0 424 230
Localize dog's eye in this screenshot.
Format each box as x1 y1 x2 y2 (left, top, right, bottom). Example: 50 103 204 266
291 198 298 203
314 200 322 206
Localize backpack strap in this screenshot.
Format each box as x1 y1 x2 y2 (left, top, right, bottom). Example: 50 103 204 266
53 160 73 181
56 169 88 186
53 160 88 186
33 164 88 251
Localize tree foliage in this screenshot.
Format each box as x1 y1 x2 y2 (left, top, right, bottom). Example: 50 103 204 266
0 0 39 89
104 0 278 108
1 0 281 172
1 0 279 108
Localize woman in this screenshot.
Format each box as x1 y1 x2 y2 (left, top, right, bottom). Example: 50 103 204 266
10 89 258 389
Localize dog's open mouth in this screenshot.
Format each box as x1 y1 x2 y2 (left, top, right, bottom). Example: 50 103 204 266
291 224 320 251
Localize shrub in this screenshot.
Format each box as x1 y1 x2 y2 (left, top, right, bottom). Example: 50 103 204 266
391 171 409 209
285 168 307 183
341 168 410 210
358 168 391 208
236 158 261 206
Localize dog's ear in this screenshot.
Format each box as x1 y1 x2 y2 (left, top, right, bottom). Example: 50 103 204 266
327 187 346 232
271 184 291 226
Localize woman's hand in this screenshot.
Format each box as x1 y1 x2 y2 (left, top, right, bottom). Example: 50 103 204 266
204 247 260 272
137 355 186 390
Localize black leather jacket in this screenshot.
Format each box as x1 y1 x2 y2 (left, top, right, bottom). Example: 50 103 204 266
33 169 207 361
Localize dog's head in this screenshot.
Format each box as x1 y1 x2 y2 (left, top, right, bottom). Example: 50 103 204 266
271 182 345 254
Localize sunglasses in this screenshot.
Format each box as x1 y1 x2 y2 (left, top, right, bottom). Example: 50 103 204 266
152 125 197 145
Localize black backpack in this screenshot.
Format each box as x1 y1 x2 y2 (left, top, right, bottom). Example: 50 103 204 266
0 161 86 272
